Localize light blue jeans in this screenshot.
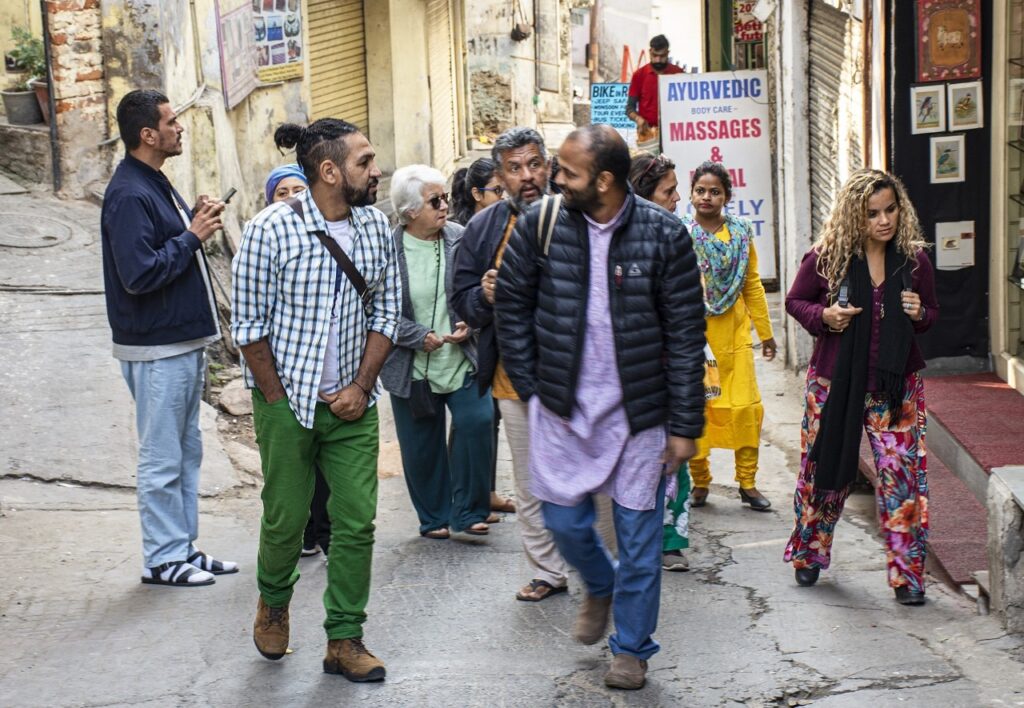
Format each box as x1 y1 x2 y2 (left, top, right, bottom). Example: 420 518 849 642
120 349 204 568
542 477 665 660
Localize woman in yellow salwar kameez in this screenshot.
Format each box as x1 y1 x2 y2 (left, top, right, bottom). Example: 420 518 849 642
683 161 777 511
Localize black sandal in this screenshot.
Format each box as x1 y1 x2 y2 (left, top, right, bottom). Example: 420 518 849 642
516 579 568 602
141 560 215 587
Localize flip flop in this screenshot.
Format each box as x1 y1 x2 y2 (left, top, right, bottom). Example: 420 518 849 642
516 579 568 602
421 528 450 540
463 523 489 536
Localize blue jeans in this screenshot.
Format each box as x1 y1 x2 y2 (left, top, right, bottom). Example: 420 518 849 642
542 478 665 660
120 349 204 567
390 375 493 533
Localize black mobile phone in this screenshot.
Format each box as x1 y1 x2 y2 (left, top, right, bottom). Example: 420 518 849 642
221 187 237 204
837 281 850 307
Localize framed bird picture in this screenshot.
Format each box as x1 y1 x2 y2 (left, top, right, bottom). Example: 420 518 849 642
947 80 983 130
911 84 946 134
929 134 966 183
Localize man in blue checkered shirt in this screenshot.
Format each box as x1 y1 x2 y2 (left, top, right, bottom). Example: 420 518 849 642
231 118 400 683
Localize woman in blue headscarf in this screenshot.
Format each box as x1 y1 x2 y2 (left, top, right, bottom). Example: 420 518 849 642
261 165 326 557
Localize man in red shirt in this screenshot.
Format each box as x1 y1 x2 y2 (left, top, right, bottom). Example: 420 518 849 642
626 35 684 147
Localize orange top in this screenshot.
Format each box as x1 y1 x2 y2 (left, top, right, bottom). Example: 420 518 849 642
492 215 519 400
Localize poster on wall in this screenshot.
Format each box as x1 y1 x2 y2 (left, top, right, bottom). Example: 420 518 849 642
253 0 304 83
947 80 983 130
935 220 975 269
916 0 982 82
929 133 966 183
733 2 764 43
590 83 637 148
216 1 258 109
658 69 776 280
910 84 946 134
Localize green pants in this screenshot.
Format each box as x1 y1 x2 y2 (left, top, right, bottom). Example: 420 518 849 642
663 464 691 552
252 390 380 640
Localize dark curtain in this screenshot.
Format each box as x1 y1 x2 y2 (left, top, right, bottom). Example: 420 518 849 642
888 0 992 360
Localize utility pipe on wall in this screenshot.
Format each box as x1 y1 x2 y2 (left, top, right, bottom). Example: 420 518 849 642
39 0 60 193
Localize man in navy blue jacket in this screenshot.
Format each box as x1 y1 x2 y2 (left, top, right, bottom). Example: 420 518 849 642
101 89 237 587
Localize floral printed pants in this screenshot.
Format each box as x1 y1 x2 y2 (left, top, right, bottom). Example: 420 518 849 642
784 364 929 592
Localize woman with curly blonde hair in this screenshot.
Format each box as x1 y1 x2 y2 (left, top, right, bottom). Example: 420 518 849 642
784 169 938 605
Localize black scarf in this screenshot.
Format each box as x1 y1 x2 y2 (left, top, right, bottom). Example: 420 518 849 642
809 241 914 491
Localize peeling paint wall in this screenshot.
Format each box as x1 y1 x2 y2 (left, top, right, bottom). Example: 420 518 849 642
465 0 580 139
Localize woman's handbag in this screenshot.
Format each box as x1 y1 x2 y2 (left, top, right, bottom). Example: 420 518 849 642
409 238 443 420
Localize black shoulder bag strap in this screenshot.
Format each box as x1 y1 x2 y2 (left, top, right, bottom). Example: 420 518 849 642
286 197 371 313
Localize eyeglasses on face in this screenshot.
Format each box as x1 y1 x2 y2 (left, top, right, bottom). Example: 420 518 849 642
477 186 504 197
426 193 449 210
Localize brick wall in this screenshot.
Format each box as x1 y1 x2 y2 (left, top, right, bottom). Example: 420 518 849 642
46 0 107 197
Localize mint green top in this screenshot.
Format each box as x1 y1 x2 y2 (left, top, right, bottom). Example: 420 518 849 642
403 233 471 394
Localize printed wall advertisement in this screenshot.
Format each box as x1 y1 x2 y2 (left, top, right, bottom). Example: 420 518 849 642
590 83 637 148
733 2 764 43
658 69 776 279
216 0 258 109
253 0 304 83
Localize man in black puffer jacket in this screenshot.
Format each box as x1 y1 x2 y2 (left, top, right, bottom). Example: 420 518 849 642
494 125 706 690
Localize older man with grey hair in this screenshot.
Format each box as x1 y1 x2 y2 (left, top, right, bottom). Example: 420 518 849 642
450 127 573 602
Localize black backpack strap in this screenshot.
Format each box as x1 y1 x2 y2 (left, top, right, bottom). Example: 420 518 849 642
286 197 371 311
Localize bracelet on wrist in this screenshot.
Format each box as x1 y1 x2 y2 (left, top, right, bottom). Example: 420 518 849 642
352 381 372 398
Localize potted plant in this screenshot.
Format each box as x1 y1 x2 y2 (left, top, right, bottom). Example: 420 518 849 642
2 27 46 125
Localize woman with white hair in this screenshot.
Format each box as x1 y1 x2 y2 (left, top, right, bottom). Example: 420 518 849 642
380 165 493 538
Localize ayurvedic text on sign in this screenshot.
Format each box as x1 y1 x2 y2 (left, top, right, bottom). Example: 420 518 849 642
659 70 776 279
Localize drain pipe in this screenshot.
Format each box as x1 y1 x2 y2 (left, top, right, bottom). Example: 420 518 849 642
39 0 61 193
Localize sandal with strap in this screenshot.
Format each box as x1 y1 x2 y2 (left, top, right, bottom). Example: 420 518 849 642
516 579 568 602
421 528 450 540
141 560 215 587
187 549 239 575
463 522 489 536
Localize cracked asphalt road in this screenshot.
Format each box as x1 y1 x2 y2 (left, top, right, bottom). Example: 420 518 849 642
3 188 1024 707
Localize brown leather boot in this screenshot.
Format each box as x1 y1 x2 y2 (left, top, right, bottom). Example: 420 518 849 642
323 638 386 682
572 592 613 645
253 597 289 660
604 653 648 689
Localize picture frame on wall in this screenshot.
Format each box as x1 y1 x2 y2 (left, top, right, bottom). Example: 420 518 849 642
916 0 982 83
930 134 966 183
911 84 946 134
947 80 983 130
1010 79 1024 128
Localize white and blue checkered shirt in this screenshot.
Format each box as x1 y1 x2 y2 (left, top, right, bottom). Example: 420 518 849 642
231 188 401 429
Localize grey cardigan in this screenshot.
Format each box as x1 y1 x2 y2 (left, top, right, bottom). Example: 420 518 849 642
379 221 478 398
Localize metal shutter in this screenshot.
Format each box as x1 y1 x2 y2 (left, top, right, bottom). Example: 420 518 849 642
308 0 369 133
807 1 847 241
426 0 459 173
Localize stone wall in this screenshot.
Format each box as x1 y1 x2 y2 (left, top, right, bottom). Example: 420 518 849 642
0 123 51 183
988 467 1024 633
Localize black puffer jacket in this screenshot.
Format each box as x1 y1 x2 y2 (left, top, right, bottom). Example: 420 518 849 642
494 191 706 438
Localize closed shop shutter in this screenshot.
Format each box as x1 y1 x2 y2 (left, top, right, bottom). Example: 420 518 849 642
807 1 847 240
426 0 459 173
308 0 369 133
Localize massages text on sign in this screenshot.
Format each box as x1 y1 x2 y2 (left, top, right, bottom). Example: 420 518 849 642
658 69 776 280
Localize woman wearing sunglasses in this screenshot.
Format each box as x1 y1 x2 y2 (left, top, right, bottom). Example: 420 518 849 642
380 165 494 539
449 158 504 226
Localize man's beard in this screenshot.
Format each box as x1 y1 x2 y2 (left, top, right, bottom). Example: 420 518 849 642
511 184 548 213
559 180 599 211
344 176 378 206
651 62 668 71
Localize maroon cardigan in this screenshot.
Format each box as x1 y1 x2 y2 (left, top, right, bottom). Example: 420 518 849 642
785 249 939 380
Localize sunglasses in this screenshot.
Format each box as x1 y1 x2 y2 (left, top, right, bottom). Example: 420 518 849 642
426 193 449 210
637 153 673 183
477 185 504 197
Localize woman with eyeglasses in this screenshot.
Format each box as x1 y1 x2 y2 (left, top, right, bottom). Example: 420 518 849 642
380 165 494 538
449 158 504 226
682 161 777 511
